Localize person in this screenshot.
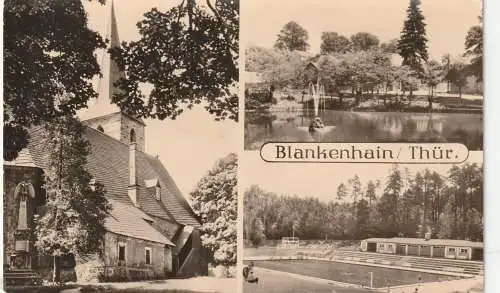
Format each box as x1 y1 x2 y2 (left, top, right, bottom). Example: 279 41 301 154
243 261 259 283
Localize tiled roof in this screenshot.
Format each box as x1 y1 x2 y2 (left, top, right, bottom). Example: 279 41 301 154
105 200 174 245
6 125 201 234
364 237 483 249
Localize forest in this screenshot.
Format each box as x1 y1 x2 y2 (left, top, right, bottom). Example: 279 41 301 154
244 163 483 247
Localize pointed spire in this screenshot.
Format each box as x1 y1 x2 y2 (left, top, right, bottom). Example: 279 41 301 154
108 0 125 101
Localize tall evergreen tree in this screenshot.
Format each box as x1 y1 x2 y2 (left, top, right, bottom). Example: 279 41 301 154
397 0 429 73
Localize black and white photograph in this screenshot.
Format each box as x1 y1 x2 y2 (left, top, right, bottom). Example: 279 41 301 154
242 151 484 293
243 0 483 151
3 0 238 292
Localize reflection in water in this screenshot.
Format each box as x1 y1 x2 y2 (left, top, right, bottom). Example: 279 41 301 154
244 110 483 150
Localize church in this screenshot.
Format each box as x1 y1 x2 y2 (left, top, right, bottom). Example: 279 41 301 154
3 1 207 283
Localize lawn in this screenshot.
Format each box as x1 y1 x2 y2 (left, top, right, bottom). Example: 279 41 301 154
246 260 460 288
243 268 374 293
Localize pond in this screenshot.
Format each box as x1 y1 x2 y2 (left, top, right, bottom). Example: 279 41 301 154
244 110 483 151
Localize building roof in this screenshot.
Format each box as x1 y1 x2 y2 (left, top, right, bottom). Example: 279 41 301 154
364 237 483 249
105 199 174 245
7 126 201 233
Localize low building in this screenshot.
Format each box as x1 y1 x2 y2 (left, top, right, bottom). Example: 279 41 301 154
360 237 483 261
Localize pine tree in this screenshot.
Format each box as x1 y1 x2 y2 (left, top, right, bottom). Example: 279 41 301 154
398 0 429 72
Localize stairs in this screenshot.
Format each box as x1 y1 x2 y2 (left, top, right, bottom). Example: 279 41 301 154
4 269 43 287
323 250 483 276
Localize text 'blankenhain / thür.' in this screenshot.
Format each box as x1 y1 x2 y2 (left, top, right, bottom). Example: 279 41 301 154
260 143 469 164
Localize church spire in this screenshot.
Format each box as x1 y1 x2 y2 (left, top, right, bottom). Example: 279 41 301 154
108 0 125 101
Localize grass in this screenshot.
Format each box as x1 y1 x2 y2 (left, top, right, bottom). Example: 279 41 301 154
243 268 374 293
246 260 460 288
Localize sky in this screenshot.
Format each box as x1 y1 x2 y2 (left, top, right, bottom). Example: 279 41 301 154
241 151 483 202
82 0 239 197
242 0 482 61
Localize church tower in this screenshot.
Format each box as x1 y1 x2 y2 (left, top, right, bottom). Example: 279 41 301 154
79 0 146 151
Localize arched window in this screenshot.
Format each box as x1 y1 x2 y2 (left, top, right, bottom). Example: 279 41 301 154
130 129 136 143
97 125 104 132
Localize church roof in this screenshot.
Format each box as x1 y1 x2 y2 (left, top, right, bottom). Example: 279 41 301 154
105 199 174 245
7 126 201 232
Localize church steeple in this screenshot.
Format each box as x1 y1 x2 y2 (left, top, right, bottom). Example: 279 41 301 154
79 0 146 152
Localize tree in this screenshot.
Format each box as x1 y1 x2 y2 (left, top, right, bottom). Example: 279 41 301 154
381 38 400 54
422 60 441 110
110 0 239 122
441 54 452 92
446 61 469 98
248 218 266 247
397 0 428 74
350 32 380 51
464 16 483 81
190 153 237 268
336 183 348 201
365 180 377 206
320 32 352 54
34 117 110 283
274 21 309 51
348 174 362 205
4 0 106 161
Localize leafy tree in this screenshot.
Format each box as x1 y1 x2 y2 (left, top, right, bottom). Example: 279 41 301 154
190 153 237 268
397 0 429 74
248 218 266 247
274 21 309 51
4 0 106 161
422 60 441 109
441 54 452 92
110 0 239 122
336 183 348 201
350 32 380 51
446 61 469 98
464 16 483 81
34 117 110 283
320 31 352 54
381 38 400 54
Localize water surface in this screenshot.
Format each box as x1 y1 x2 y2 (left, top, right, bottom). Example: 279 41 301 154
244 110 483 150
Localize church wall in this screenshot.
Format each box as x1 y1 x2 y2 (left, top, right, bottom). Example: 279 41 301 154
102 232 168 281
120 115 145 151
85 113 122 142
149 215 180 242
3 165 43 268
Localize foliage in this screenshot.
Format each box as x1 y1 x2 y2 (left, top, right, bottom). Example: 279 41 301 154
34 116 111 281
3 0 106 161
274 21 309 51
110 0 239 122
320 32 352 54
190 153 237 267
350 32 380 51
464 16 483 81
245 45 308 89
397 0 428 73
381 38 400 54
445 61 469 98
244 163 483 242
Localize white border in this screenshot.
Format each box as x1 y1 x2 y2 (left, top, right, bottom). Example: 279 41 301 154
484 0 500 292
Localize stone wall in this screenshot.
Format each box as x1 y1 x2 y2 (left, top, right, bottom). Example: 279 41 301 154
120 115 145 151
102 232 169 281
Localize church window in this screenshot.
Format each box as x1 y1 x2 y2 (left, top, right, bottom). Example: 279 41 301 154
118 242 126 263
145 247 152 265
97 125 104 132
130 129 136 143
